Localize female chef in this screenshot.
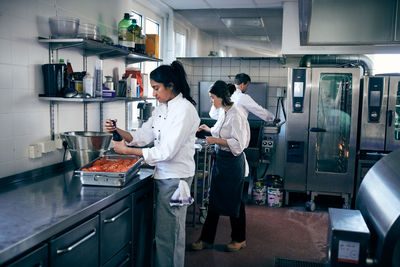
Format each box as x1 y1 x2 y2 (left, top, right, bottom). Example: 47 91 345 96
191 80 250 252
104 61 200 267
209 73 277 123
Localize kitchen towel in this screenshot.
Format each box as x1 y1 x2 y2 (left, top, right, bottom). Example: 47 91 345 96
170 180 194 206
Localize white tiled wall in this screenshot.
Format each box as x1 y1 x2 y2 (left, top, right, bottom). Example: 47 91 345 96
179 57 301 177
0 0 150 178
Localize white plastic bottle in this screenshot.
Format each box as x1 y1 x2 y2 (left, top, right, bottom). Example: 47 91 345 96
94 60 103 97
83 73 94 97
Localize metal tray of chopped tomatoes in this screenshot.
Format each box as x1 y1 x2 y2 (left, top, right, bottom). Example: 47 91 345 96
75 154 144 187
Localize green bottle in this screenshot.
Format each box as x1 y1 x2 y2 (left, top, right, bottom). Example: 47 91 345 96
126 19 138 50
118 13 132 47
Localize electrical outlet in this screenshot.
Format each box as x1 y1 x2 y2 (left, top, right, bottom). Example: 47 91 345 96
39 141 56 153
276 87 286 97
28 144 42 159
55 138 64 149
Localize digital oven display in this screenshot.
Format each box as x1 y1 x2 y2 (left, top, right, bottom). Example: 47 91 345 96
370 90 381 107
294 82 304 97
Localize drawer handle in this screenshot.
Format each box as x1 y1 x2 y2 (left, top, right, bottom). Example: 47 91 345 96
103 207 130 223
56 229 96 255
118 255 131 266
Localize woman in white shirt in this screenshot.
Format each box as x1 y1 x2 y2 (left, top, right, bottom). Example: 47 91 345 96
191 80 250 252
104 61 200 267
209 73 276 122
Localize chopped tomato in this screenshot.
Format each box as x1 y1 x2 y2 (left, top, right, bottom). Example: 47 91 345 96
82 157 138 172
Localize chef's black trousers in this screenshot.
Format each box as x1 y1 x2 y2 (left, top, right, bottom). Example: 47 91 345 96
200 201 246 243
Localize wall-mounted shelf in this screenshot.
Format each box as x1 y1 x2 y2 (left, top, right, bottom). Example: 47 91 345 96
38 37 159 140
38 96 153 102
38 37 162 63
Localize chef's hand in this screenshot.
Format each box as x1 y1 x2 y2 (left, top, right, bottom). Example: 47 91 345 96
104 119 117 133
198 124 211 132
205 136 217 145
112 140 129 154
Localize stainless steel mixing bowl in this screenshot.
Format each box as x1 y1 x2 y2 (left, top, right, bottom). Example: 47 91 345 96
60 131 112 168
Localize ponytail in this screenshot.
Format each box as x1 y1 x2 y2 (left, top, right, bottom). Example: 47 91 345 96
227 83 236 96
170 61 196 106
150 61 196 106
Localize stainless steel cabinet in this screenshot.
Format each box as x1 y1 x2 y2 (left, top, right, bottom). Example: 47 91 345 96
49 215 99 267
100 196 132 265
132 185 154 267
7 244 48 267
103 245 131 267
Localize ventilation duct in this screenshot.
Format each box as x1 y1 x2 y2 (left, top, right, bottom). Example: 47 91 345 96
299 55 373 76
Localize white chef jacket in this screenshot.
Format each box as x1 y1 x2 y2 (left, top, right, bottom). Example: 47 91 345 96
127 93 200 179
209 88 275 121
210 104 250 176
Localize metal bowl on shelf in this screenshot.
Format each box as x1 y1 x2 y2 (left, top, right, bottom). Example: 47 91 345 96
49 17 79 38
77 23 100 40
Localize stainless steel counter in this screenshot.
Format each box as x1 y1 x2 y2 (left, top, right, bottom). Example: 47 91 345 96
0 166 154 265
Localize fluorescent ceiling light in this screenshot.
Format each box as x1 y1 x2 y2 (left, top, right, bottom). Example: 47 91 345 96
220 17 264 28
237 35 270 42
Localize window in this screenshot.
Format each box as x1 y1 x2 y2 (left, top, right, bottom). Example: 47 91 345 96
126 14 161 131
144 18 160 98
368 54 400 75
175 32 186 58
131 11 142 27
145 18 159 35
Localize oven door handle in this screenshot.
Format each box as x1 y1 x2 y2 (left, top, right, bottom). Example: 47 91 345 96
309 127 326 132
387 110 393 127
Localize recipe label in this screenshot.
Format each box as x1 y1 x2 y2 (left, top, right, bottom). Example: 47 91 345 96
338 240 360 263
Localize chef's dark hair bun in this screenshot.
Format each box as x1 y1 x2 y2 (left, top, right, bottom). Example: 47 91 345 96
209 80 233 107
150 61 196 105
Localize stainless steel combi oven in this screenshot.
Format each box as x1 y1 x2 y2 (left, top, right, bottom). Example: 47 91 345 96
285 68 361 210
359 75 400 152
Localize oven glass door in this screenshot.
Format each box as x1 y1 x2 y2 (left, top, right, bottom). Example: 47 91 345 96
314 73 352 173
386 76 400 151
307 68 360 193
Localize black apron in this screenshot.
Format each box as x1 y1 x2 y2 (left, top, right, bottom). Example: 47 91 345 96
208 148 245 217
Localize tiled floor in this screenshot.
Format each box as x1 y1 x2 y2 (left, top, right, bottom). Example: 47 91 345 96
185 202 330 267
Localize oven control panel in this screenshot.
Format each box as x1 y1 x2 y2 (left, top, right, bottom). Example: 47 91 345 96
292 69 306 113
368 77 383 123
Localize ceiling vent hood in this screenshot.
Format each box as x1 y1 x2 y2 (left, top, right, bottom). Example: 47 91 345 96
299 0 400 46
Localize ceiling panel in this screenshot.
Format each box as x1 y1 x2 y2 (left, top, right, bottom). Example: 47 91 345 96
160 0 285 9
205 0 257 9
161 0 210 9
253 0 284 8
160 0 284 56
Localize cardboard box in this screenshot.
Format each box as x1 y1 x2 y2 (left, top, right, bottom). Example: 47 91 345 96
146 34 159 58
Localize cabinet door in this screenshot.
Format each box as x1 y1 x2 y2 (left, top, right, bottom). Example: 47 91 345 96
50 215 99 267
132 183 154 267
7 243 48 267
103 244 131 267
100 196 132 265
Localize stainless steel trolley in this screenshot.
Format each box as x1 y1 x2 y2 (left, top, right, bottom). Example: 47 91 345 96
190 139 214 226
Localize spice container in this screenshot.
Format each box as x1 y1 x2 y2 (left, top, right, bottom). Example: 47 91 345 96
83 73 94 97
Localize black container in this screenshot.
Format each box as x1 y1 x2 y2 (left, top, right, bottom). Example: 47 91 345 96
111 120 123 141
42 63 66 96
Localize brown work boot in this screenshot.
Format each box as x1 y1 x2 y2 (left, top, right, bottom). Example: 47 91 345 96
191 240 213 251
226 240 247 252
